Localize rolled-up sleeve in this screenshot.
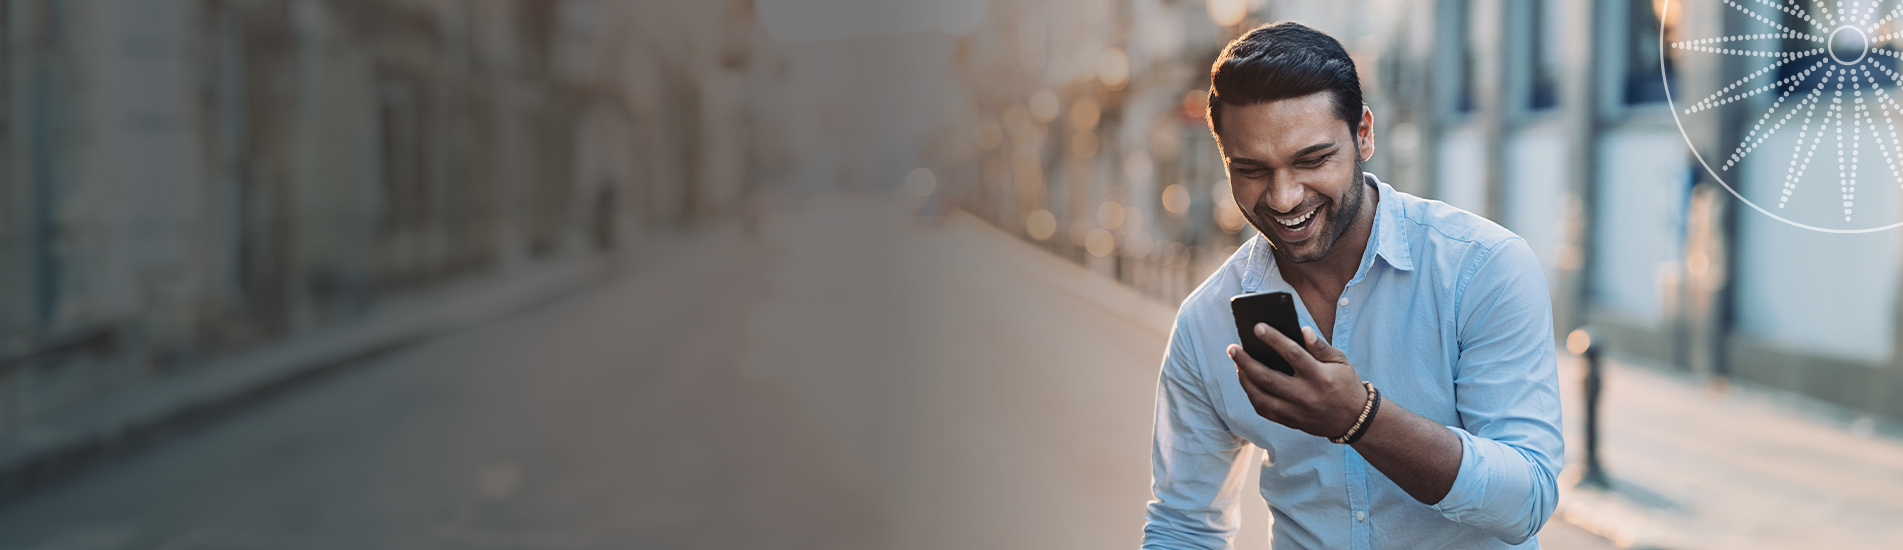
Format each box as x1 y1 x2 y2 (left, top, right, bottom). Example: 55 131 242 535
1143 318 1258 550
1429 238 1566 544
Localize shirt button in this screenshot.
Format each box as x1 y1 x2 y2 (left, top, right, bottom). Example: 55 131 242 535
1355 510 1366 521
1338 296 1350 307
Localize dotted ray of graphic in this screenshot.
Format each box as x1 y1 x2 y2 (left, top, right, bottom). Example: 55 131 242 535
1669 0 1903 232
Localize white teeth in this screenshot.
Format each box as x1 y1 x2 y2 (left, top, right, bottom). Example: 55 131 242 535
1277 208 1315 227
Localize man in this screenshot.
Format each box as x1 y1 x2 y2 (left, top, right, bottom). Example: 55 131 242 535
1142 22 1563 549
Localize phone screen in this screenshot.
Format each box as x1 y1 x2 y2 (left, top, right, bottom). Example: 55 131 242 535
1229 291 1304 375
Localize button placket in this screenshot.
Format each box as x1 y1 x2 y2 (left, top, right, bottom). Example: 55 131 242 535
1333 284 1354 349
1344 451 1370 549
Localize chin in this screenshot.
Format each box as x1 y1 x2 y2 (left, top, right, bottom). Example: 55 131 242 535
1275 241 1331 264
1257 211 1335 264
1260 231 1333 264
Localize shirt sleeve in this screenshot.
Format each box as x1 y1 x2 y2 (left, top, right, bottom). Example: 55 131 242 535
1428 238 1566 544
1143 317 1259 550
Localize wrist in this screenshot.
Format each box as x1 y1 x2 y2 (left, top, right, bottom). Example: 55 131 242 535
1330 381 1380 444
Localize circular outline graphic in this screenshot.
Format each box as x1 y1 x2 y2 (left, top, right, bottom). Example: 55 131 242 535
1664 0 1903 233
1829 25 1870 65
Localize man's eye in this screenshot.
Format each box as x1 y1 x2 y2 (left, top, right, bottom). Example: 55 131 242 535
1237 168 1268 178
1298 156 1329 168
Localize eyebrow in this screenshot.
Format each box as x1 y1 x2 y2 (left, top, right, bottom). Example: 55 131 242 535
1292 142 1338 159
1228 142 1339 167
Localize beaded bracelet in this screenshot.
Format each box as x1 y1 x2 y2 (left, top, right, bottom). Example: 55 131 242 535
1330 381 1381 444
1343 385 1382 444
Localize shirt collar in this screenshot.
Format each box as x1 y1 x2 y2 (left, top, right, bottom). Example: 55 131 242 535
1367 173 1415 272
1242 172 1414 293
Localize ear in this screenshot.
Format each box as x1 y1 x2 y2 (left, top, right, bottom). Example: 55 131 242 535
1355 106 1375 162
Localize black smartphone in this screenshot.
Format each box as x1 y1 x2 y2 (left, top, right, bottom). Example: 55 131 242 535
1229 291 1304 375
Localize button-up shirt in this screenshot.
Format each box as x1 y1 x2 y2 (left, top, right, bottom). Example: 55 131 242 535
1143 174 1564 549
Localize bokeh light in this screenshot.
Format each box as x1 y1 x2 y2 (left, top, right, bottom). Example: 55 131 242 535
1216 202 1246 234
973 119 1003 151
1213 180 1245 234
1098 201 1127 230
1085 228 1117 257
1567 328 1592 355
1179 88 1209 123
1124 152 1155 181
1125 229 1156 259
1070 219 1094 246
1099 47 1130 91
1205 0 1247 27
1030 89 1060 123
905 168 937 197
1162 184 1192 214
1070 97 1102 130
1025 209 1057 240
1071 129 1100 158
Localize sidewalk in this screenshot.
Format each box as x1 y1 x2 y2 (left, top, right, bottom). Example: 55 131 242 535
0 249 619 502
1553 354 1903 549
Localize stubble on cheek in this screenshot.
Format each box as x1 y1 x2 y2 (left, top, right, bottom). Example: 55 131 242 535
1254 169 1362 263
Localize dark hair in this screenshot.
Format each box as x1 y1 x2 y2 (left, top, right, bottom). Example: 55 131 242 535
1207 21 1364 138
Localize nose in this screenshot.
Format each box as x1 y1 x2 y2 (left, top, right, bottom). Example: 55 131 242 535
1265 172 1306 215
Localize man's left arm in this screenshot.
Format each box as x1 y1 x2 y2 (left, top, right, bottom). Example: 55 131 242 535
1424 238 1566 543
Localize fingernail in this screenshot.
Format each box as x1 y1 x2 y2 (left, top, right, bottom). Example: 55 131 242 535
1227 345 1237 357
1255 323 1267 336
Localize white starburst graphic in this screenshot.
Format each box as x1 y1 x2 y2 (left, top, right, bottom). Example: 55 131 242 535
1668 0 1903 232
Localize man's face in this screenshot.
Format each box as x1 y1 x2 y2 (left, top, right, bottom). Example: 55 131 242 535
1215 93 1374 263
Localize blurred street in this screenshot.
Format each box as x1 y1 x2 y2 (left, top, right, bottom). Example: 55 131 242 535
0 1 1897 548
1554 355 1903 550
0 196 1627 549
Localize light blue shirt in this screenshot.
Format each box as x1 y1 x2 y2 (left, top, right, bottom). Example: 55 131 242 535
1143 175 1564 549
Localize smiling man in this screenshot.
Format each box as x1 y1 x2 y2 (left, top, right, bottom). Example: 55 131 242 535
1142 22 1564 549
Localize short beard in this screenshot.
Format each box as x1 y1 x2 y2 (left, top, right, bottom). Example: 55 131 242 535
1256 151 1366 264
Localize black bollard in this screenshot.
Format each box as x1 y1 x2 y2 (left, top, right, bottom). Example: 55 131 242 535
1577 328 1610 490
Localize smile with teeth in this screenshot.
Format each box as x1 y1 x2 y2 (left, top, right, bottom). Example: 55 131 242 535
1276 207 1318 228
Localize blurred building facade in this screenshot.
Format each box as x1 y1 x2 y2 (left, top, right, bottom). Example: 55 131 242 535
934 0 1903 425
0 0 771 434
6 0 1899 446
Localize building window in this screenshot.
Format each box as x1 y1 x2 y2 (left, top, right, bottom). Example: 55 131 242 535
1623 0 1675 105
1527 0 1561 110
1454 0 1478 114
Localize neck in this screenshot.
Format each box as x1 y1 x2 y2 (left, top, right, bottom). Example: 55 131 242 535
1275 178 1377 293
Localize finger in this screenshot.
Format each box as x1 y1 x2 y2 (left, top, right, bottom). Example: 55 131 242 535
1246 390 1294 424
1301 326 1348 363
1229 343 1296 395
1230 345 1269 396
1256 323 1322 376
1230 348 1295 422
1233 338 1294 384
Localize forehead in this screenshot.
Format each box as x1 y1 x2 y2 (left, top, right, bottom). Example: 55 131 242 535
1218 93 1349 160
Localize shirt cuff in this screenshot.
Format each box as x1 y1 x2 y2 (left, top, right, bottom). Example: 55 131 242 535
1428 426 1542 543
